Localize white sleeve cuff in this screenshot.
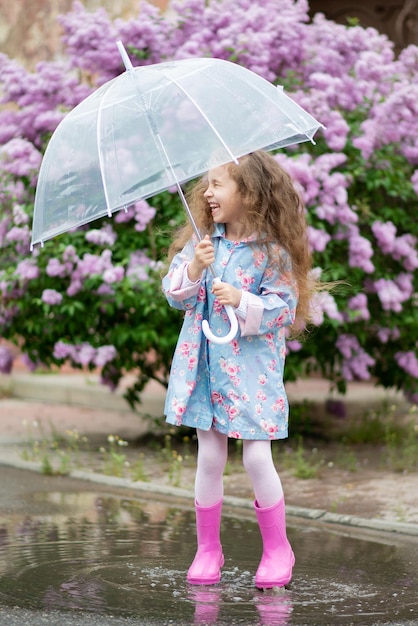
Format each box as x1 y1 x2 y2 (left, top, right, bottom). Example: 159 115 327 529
183 265 201 288
235 290 249 319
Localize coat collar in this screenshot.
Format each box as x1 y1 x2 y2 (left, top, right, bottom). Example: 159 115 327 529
212 223 257 244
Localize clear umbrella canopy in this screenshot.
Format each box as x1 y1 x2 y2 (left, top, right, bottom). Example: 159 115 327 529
31 53 323 248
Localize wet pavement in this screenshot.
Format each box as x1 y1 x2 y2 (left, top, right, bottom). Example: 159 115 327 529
0 467 417 625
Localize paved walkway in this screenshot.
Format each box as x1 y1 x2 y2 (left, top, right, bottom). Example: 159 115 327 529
0 371 417 538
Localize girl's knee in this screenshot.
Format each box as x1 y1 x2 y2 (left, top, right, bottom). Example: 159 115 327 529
242 440 273 474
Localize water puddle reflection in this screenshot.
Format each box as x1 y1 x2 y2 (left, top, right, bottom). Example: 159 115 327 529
0 490 417 624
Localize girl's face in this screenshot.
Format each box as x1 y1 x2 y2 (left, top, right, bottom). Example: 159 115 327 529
204 164 243 230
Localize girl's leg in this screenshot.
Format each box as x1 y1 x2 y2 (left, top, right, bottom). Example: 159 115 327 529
242 440 283 508
243 439 294 589
194 428 228 506
187 428 228 585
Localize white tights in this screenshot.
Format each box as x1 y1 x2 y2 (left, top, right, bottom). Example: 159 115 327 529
194 428 284 509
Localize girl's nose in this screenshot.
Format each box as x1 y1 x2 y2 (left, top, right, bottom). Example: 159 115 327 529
204 186 211 198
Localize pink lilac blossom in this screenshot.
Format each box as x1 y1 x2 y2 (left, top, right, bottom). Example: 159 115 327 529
46 258 69 278
372 220 397 254
336 334 376 381
376 326 400 344
12 204 29 226
85 224 117 246
94 345 117 367
172 0 309 81
0 54 91 146
53 341 75 360
0 138 42 180
114 206 136 223
347 226 375 273
307 226 331 253
102 266 124 284
372 220 418 270
0 346 13 374
19 353 39 372
73 343 97 367
395 351 418 378
412 170 418 194
6 228 32 258
14 259 39 281
96 284 115 296
374 275 413 312
309 291 343 326
133 200 156 232
347 293 370 321
41 289 63 305
127 250 152 282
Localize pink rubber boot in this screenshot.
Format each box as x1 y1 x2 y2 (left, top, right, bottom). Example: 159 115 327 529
254 497 295 589
187 499 224 585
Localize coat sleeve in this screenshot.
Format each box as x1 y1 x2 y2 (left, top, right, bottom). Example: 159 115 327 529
162 239 203 311
238 251 298 337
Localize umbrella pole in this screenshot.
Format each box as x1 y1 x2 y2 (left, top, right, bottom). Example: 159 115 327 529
174 181 238 344
175 182 217 279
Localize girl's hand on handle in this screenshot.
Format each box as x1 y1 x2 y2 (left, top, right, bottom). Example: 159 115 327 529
188 235 215 282
212 280 242 308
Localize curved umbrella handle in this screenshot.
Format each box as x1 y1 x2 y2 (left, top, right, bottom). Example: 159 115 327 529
202 278 239 344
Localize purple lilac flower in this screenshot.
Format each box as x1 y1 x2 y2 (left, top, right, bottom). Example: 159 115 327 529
347 293 370 321
73 343 96 366
53 341 75 360
412 170 418 195
0 345 14 374
95 284 114 296
114 206 135 223
395 351 418 378
41 289 63 305
12 204 29 226
0 138 42 179
102 266 124 284
286 340 302 353
19 353 39 372
46 258 68 278
372 220 397 254
6 225 31 246
376 326 400 344
127 250 151 282
336 334 376 381
67 279 83 297
393 235 418 271
374 275 413 312
134 200 156 232
307 226 331 252
348 228 374 273
85 224 117 246
310 291 343 326
14 259 39 281
94 345 117 367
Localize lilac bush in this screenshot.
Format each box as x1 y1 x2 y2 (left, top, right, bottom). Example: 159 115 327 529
0 0 417 407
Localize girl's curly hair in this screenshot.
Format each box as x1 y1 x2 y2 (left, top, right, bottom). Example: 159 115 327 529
168 150 318 332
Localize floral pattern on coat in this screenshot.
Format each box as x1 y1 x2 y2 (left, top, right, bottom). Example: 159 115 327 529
162 225 298 440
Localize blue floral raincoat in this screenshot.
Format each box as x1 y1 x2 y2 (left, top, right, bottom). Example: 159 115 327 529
162 225 298 440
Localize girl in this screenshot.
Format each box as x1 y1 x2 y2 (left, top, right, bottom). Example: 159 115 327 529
162 150 314 589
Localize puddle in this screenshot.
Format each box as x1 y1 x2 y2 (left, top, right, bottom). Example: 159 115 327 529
0 485 417 624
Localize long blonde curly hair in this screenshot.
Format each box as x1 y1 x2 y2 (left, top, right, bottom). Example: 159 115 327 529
168 150 317 332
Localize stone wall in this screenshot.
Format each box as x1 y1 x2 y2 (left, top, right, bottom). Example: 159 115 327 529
0 0 170 69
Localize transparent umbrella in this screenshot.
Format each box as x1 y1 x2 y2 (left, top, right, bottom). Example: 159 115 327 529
32 42 323 343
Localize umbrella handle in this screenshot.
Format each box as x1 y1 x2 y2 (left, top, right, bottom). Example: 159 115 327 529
202 278 239 344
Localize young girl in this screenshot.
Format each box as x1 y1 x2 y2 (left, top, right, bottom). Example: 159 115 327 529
162 150 314 589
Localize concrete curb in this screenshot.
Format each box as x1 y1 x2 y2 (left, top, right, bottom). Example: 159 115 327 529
0 372 166 417
1 451 417 539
